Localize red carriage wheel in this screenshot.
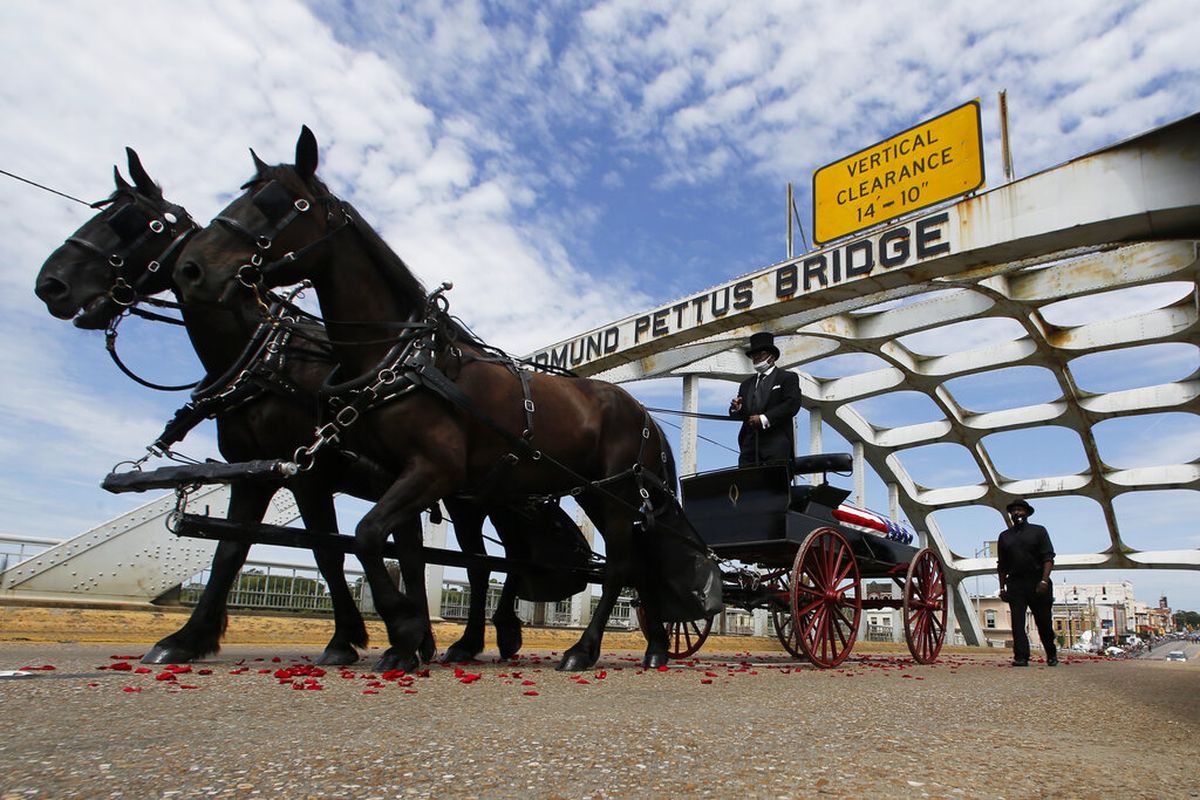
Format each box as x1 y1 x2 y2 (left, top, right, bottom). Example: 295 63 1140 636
765 571 805 659
790 527 861 668
903 548 948 664
636 606 713 659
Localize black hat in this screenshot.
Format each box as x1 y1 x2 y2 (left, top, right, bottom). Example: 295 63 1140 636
745 331 780 359
1006 498 1035 515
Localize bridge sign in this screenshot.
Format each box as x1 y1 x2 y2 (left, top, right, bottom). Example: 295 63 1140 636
812 100 984 244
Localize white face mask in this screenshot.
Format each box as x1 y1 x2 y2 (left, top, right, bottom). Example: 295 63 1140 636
753 360 772 374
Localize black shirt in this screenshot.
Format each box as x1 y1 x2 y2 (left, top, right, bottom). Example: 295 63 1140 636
997 521 1055 579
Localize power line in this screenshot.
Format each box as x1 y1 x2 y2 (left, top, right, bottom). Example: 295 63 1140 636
0 167 91 206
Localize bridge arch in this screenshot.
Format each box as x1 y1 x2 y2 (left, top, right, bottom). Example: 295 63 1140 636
533 113 1200 644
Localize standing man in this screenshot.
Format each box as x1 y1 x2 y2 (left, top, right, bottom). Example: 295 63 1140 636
997 498 1059 667
728 331 802 467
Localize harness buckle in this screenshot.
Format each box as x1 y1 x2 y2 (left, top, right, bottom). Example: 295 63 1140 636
237 263 263 288
524 399 535 414
294 199 311 212
313 422 340 444
149 219 165 234
335 405 360 427
110 278 136 307
147 260 161 273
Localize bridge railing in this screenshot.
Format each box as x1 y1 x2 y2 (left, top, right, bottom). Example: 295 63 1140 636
0 534 62 574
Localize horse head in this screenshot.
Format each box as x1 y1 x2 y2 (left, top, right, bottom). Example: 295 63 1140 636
176 127 430 330
34 149 195 329
175 126 344 303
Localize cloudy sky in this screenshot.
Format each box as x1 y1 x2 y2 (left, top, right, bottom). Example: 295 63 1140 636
1 1 1197 612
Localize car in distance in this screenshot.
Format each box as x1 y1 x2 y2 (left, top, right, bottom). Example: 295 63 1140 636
1165 650 1187 662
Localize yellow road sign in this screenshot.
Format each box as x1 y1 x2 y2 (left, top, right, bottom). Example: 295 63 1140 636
813 100 984 244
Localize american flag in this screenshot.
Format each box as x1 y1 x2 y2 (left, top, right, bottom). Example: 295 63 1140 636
831 503 914 544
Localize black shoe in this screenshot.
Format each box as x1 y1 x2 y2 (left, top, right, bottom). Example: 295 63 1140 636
1011 659 1028 667
1047 657 1059 667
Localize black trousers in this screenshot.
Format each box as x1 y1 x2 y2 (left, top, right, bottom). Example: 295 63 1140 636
1007 577 1057 661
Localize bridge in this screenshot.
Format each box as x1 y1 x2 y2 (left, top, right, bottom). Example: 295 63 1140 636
531 112 1200 643
3 113 1198 645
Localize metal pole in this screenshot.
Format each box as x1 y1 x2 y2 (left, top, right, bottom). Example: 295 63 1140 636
852 442 866 507
787 183 794 259
999 90 1015 182
680 375 700 478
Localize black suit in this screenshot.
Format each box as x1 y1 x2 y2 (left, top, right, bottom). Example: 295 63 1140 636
998 521 1058 663
729 367 802 466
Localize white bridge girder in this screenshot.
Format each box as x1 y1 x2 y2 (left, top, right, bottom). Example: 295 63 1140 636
531 113 1200 642
0 486 301 604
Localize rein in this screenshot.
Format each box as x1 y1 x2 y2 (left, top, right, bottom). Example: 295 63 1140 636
105 313 199 392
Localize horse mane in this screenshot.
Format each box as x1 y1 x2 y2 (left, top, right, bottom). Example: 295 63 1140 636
341 197 492 350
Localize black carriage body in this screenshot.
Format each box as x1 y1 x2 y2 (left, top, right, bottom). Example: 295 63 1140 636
673 460 947 667
680 464 918 577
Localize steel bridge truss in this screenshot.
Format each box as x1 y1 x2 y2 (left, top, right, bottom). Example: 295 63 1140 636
533 113 1200 644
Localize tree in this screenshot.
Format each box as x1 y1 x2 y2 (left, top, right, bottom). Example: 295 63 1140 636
1172 610 1199 630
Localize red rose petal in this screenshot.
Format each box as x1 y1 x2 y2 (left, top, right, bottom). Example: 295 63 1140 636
155 673 176 682
363 689 379 695
523 691 539 696
122 687 142 693
108 662 132 672
134 667 152 674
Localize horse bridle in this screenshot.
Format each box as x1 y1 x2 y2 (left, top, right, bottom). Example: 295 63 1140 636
66 194 198 307
212 179 353 292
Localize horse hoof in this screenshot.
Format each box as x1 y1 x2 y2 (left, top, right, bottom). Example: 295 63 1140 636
642 650 669 670
316 646 360 666
496 627 523 660
141 643 196 665
442 643 480 663
556 649 595 672
419 633 437 665
374 650 419 673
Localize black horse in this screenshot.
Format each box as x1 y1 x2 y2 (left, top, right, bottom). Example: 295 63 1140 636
33 150 528 665
174 128 698 672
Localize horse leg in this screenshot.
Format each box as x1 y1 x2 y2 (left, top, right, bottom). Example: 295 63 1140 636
356 474 446 673
634 577 671 669
291 487 368 665
492 575 524 660
557 570 622 671
558 497 669 671
442 502 490 662
391 513 436 665
142 482 273 664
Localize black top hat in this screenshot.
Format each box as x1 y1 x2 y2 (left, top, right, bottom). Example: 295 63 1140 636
1006 498 1035 515
745 331 780 359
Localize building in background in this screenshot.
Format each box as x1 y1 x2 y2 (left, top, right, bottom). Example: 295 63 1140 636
960 579 1170 652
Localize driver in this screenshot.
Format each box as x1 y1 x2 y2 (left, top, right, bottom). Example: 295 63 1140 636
728 331 802 467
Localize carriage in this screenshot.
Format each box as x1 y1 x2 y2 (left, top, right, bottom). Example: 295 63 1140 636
641 455 947 668
102 449 948 670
